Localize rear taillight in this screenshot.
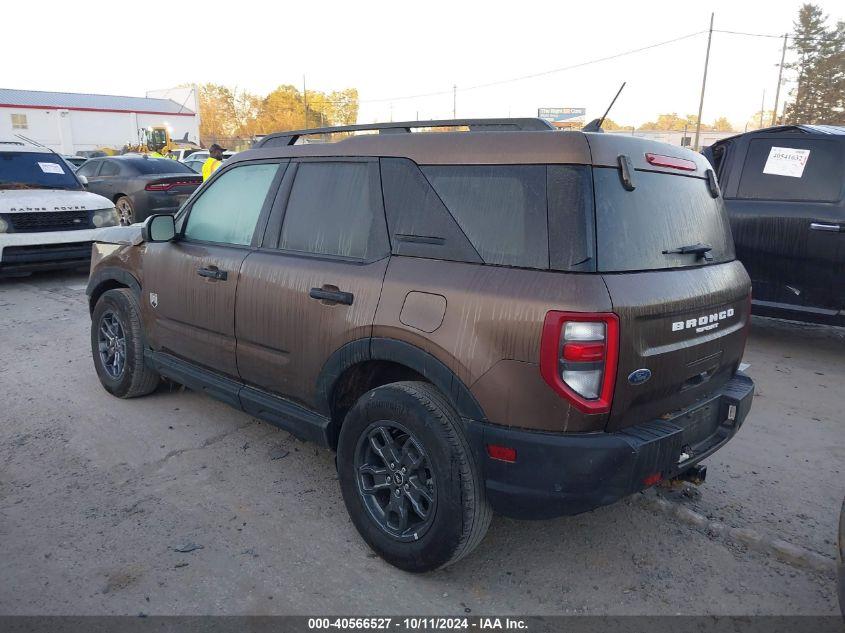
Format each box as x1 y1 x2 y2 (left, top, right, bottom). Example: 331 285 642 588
145 179 199 191
539 311 619 414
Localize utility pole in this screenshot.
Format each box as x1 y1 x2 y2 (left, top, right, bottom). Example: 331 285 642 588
452 85 457 119
303 75 308 129
693 13 714 152
759 89 766 130
771 33 788 126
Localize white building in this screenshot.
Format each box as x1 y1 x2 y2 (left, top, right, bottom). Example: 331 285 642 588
0 87 200 155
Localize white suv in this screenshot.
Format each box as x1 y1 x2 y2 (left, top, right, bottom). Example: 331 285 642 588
0 142 119 276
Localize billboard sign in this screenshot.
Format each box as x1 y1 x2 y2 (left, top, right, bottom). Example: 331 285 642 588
538 107 586 128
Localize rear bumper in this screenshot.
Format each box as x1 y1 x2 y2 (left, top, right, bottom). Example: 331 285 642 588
472 372 754 519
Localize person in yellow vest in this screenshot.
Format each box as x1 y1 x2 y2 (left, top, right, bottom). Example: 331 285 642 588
147 144 165 159
202 144 226 181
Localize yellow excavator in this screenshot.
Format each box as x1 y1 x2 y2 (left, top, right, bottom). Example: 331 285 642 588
123 126 199 157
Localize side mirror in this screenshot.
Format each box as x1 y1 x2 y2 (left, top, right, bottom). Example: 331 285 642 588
77 174 88 187
142 214 176 242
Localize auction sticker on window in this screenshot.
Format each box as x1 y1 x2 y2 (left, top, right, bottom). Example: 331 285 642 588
762 146 810 178
38 162 65 174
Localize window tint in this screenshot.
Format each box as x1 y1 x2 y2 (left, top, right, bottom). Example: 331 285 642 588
547 166 595 271
76 160 100 177
594 168 734 272
279 162 387 259
128 158 194 175
737 138 844 202
99 161 120 176
184 163 281 245
421 165 548 268
380 158 481 263
0 151 83 190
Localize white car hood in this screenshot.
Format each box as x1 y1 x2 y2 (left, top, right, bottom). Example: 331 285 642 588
0 189 113 214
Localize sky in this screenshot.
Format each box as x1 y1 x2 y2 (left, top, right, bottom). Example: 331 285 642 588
6 0 843 129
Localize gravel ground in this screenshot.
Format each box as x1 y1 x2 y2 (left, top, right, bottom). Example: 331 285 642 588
0 271 842 616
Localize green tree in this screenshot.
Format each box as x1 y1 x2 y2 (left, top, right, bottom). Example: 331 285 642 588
783 4 845 124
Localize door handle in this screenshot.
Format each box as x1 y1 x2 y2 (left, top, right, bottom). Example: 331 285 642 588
809 222 843 232
309 286 354 305
197 266 228 281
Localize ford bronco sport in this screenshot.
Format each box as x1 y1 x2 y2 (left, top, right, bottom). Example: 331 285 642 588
87 118 754 572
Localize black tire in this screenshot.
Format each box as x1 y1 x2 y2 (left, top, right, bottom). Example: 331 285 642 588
115 196 134 225
91 288 159 398
337 381 491 572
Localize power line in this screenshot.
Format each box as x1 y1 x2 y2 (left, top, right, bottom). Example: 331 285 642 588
713 28 839 43
358 30 706 104
290 26 839 109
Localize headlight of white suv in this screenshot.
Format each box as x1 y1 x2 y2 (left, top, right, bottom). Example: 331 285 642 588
0 217 7 233
92 208 119 228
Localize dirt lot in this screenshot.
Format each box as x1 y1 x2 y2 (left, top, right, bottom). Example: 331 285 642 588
0 271 842 615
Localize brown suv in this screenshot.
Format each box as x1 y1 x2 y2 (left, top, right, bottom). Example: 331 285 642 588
87 118 754 572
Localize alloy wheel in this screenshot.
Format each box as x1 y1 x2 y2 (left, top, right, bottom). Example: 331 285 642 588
354 421 437 541
97 311 127 380
116 199 133 225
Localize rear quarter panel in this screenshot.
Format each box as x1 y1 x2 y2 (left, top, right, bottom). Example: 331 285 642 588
373 257 613 432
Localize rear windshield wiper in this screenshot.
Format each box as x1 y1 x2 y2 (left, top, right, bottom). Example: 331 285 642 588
662 243 713 262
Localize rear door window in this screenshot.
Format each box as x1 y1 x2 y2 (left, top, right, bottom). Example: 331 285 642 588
736 138 844 202
421 165 548 269
99 161 120 176
594 168 734 272
278 161 388 260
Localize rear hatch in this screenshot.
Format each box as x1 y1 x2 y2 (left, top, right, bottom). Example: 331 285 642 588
591 156 751 431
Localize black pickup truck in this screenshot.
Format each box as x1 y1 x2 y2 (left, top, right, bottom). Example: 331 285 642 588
704 125 845 326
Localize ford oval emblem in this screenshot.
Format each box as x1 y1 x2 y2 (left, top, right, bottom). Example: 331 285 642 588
628 368 652 385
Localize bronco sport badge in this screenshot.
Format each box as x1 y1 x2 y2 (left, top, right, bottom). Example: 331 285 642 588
672 308 735 334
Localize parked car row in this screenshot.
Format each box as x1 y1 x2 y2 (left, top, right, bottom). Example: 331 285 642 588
75 156 201 224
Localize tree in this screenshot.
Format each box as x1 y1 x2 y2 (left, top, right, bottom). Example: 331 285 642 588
600 118 630 131
745 110 778 131
197 83 238 144
638 113 711 131
711 117 735 131
193 83 361 145
783 4 845 124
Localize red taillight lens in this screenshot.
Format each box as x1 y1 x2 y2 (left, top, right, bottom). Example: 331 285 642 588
645 153 697 171
643 472 662 487
486 444 517 463
562 341 606 362
539 311 619 414
145 180 199 191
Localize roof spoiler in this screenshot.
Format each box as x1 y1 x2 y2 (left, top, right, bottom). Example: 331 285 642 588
255 118 555 148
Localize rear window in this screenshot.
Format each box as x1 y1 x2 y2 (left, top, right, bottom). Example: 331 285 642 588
422 165 548 268
736 138 844 202
411 164 593 270
127 158 194 175
594 168 734 272
0 152 82 190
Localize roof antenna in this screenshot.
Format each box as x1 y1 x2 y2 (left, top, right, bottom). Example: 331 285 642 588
15 133 65 159
582 82 626 133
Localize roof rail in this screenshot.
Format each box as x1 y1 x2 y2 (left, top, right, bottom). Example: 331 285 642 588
256 118 555 148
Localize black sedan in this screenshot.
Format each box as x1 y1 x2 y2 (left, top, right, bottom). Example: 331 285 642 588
76 155 202 224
